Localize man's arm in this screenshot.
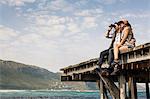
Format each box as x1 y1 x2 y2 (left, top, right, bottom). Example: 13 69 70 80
105 27 113 38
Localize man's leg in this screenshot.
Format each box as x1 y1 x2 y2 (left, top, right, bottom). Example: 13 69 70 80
108 48 114 67
97 49 109 68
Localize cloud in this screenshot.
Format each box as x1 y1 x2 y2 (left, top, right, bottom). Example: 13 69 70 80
82 17 98 28
96 0 126 5
0 0 36 6
34 15 73 26
119 12 150 19
24 25 65 38
17 33 42 44
35 0 74 13
74 8 103 17
67 23 80 33
49 0 73 12
0 25 19 41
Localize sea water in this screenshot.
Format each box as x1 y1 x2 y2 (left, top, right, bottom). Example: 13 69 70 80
0 90 147 99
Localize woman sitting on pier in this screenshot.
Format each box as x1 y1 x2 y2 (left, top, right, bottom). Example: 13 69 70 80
111 19 136 75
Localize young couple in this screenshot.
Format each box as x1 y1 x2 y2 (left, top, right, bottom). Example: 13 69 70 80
97 19 136 76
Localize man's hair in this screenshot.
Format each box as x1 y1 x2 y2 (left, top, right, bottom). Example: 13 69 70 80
117 21 124 25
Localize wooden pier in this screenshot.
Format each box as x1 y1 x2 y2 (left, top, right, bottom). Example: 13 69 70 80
60 42 150 99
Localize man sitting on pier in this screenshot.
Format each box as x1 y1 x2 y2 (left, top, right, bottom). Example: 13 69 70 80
97 22 121 75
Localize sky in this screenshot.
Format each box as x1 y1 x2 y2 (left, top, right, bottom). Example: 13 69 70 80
0 0 150 72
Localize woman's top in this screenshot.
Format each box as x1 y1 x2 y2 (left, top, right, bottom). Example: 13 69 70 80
113 32 123 46
113 26 136 48
122 27 136 48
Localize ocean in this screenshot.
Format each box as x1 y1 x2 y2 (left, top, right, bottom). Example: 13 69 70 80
0 90 147 99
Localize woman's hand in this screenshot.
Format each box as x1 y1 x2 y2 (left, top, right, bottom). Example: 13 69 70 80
115 43 122 48
117 43 122 48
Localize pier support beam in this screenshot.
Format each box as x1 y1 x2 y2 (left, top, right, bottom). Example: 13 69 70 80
119 74 126 99
100 80 105 99
146 82 149 99
97 80 108 99
96 70 119 99
128 76 137 99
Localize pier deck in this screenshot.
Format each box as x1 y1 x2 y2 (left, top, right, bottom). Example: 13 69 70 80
60 42 150 99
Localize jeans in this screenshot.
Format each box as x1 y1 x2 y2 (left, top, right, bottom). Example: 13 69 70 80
97 48 114 68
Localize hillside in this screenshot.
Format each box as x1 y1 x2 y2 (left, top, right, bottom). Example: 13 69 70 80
0 59 60 89
0 59 97 90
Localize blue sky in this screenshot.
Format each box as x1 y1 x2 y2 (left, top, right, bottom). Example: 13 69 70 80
0 0 150 72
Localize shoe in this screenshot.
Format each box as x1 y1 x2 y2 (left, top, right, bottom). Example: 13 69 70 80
108 66 114 72
101 69 112 76
110 67 120 75
111 61 119 67
101 70 109 76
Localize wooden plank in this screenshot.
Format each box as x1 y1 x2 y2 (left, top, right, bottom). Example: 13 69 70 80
96 70 119 99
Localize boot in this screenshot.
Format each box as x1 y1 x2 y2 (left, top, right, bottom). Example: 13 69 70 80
110 65 120 75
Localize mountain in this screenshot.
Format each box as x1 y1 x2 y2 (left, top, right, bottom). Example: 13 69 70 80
0 59 97 90
0 59 60 89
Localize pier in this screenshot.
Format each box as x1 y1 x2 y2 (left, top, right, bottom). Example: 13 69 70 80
60 42 150 99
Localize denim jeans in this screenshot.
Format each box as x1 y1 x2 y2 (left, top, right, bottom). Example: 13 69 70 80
97 48 114 68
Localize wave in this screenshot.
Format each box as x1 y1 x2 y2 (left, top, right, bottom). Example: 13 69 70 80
0 90 26 93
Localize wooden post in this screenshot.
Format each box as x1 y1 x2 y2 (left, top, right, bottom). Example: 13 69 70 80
119 74 126 99
103 86 109 99
128 77 131 98
146 82 149 99
96 70 119 99
128 76 137 99
100 79 105 99
97 80 105 99
97 80 108 99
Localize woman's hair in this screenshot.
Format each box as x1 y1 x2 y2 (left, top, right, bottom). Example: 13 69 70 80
126 22 131 27
125 21 133 34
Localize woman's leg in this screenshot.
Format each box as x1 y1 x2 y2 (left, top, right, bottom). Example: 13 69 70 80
119 46 128 53
114 45 128 61
111 45 129 75
113 45 119 62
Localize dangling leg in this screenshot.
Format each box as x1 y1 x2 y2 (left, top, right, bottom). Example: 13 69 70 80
111 45 128 75
97 49 109 68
